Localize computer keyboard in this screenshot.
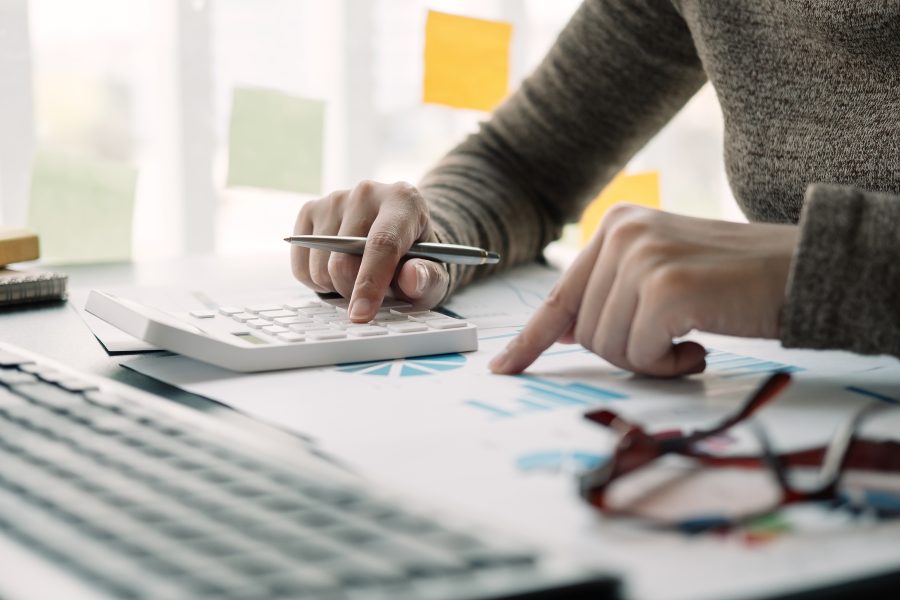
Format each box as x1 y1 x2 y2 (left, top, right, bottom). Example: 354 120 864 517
86 291 478 372
0 342 617 599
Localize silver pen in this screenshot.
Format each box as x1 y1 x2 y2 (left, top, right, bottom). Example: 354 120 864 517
284 235 501 266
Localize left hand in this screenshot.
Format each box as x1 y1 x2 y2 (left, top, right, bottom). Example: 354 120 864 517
489 204 800 378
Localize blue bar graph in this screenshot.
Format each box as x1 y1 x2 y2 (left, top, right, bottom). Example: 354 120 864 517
464 374 627 420
705 349 801 378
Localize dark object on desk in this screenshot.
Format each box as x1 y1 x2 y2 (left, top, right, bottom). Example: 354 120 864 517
0 268 68 307
0 342 619 599
285 235 502 266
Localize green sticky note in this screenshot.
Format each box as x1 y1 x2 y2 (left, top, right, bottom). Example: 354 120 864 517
227 87 325 195
28 151 137 264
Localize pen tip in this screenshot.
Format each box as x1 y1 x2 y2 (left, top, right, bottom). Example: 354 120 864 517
283 237 291 242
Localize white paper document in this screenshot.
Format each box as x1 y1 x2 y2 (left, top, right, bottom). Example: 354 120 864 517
120 263 900 600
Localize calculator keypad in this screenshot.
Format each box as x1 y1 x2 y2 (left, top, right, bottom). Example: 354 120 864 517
186 298 469 346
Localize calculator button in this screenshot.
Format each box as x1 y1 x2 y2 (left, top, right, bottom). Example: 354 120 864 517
298 307 338 316
278 332 305 342
262 325 290 334
379 300 413 309
374 311 409 323
389 306 430 315
346 326 388 337
407 312 448 322
289 323 332 333
327 320 354 329
246 303 283 313
307 330 347 341
385 322 428 333
427 319 468 329
217 306 243 316
313 314 350 324
283 300 322 310
322 298 351 309
189 310 217 319
247 319 270 329
232 313 257 323
274 316 310 325
258 309 295 319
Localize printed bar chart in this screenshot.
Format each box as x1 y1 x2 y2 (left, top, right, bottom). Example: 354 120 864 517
465 374 627 420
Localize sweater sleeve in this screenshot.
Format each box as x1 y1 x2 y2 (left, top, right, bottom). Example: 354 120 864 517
781 183 900 357
419 0 707 300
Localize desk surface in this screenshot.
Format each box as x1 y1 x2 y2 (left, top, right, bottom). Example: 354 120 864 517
0 254 312 440
5 254 900 600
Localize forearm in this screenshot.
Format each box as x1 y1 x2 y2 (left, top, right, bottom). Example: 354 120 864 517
781 183 900 357
420 0 707 299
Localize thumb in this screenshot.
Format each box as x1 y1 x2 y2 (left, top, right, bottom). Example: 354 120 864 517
395 258 449 308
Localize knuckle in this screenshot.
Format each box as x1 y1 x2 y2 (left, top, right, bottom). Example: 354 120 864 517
605 217 653 250
601 202 649 228
354 179 379 198
593 335 627 368
644 264 694 300
366 230 404 255
328 253 357 282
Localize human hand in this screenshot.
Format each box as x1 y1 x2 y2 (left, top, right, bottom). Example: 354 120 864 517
489 204 800 377
291 180 449 322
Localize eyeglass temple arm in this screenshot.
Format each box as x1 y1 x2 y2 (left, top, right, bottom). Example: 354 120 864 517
678 371 792 446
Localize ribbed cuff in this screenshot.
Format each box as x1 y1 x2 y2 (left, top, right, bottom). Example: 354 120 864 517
781 182 900 356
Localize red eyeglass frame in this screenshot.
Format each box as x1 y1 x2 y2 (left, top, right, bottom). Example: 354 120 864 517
579 372 900 529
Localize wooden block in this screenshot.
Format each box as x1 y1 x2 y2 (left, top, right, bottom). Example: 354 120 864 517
0 228 40 266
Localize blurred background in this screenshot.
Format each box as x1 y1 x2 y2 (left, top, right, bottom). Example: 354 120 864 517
1 0 742 265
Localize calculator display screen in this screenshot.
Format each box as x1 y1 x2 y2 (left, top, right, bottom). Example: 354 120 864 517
233 332 269 345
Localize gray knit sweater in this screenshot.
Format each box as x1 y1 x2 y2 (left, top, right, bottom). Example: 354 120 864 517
419 0 900 358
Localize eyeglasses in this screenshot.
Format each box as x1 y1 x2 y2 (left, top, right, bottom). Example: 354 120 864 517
579 372 900 533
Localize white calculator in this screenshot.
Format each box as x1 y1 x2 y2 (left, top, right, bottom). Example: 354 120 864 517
85 290 477 372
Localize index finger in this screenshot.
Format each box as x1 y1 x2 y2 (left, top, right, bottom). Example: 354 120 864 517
348 207 422 322
489 240 603 374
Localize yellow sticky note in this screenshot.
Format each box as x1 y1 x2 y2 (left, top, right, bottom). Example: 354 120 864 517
423 11 512 112
227 87 325 195
580 171 661 246
28 151 137 264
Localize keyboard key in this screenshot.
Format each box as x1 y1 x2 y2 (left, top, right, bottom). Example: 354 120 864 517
246 319 270 329
217 306 243 316
427 319 468 329
231 312 257 323
258 310 295 319
385 322 428 334
0 349 33 367
346 326 388 337
0 370 37 385
307 331 347 341
57 378 100 392
11 382 80 410
189 310 217 319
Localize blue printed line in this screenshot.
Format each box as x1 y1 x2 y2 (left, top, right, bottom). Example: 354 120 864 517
846 386 900 405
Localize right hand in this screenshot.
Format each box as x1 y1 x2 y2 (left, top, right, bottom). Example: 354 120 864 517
291 180 450 323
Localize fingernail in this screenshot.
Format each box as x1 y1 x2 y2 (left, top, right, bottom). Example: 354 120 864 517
349 298 371 320
414 262 428 297
489 348 511 373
